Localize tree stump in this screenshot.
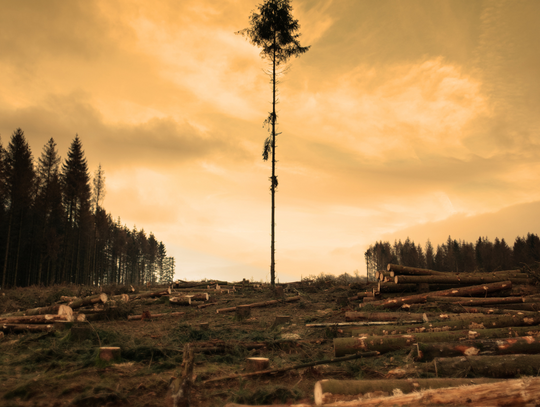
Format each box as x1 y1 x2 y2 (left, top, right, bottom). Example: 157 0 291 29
246 357 270 372
273 286 285 298
99 347 121 362
235 305 251 321
198 322 209 331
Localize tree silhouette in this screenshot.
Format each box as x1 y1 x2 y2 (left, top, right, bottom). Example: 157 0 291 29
237 0 309 286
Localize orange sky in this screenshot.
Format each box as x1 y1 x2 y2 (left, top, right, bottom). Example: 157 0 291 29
1 0 539 282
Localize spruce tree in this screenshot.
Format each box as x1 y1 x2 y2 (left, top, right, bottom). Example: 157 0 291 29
238 0 309 285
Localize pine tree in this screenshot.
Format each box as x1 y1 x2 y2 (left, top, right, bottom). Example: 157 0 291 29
2 129 35 287
238 0 310 286
61 135 92 284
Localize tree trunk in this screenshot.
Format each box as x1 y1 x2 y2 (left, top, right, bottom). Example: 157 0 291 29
345 311 428 322
317 377 540 407
335 326 540 357
0 314 79 324
395 275 533 285
1 324 55 333
132 288 171 300
314 378 502 406
169 296 192 305
387 264 446 276
359 281 512 310
410 354 540 378
216 296 300 313
347 314 540 337
377 282 418 293
426 296 525 306
2 304 73 317
69 293 108 309
416 336 540 361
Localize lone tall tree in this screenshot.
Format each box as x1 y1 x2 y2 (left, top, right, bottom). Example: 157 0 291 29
238 0 309 286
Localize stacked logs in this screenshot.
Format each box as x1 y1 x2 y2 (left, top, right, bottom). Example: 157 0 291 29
310 264 540 405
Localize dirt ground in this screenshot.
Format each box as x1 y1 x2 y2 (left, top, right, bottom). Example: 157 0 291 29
0 282 415 407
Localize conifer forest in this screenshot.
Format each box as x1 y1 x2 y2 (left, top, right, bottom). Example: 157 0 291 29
0 128 175 288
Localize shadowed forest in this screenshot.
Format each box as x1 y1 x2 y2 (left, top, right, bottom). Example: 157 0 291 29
365 234 540 280
0 128 175 289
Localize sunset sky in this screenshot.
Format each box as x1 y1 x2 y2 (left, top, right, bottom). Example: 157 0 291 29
1 0 539 282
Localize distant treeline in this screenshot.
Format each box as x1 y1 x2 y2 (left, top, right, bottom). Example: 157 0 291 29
365 233 540 281
0 128 175 288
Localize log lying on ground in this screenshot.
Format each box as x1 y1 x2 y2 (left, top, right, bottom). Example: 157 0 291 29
416 336 540 361
347 313 540 337
1 324 55 333
0 313 81 324
406 354 540 378
174 281 228 289
127 311 184 320
132 288 171 300
314 378 503 406
427 296 525 306
345 311 428 322
359 281 512 309
334 325 540 356
204 351 379 384
348 291 377 301
318 377 540 407
430 303 539 315
387 264 446 276
216 296 300 313
1 304 73 318
69 293 108 309
169 296 193 305
395 275 533 285
377 282 417 293
487 303 540 311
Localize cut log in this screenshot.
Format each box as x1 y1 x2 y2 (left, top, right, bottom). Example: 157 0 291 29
427 296 525 306
486 303 540 311
395 275 533 285
347 313 540 337
197 302 217 309
99 347 121 362
132 288 171 300
216 296 301 314
348 291 376 301
377 282 417 293
1 324 55 333
335 325 540 356
416 336 540 361
2 304 73 317
246 357 270 372
345 311 427 322
318 377 540 407
0 314 76 324
419 354 540 378
314 378 502 406
387 264 445 276
127 311 184 320
433 303 539 316
169 296 192 306
359 281 512 310
190 293 209 301
69 293 108 309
